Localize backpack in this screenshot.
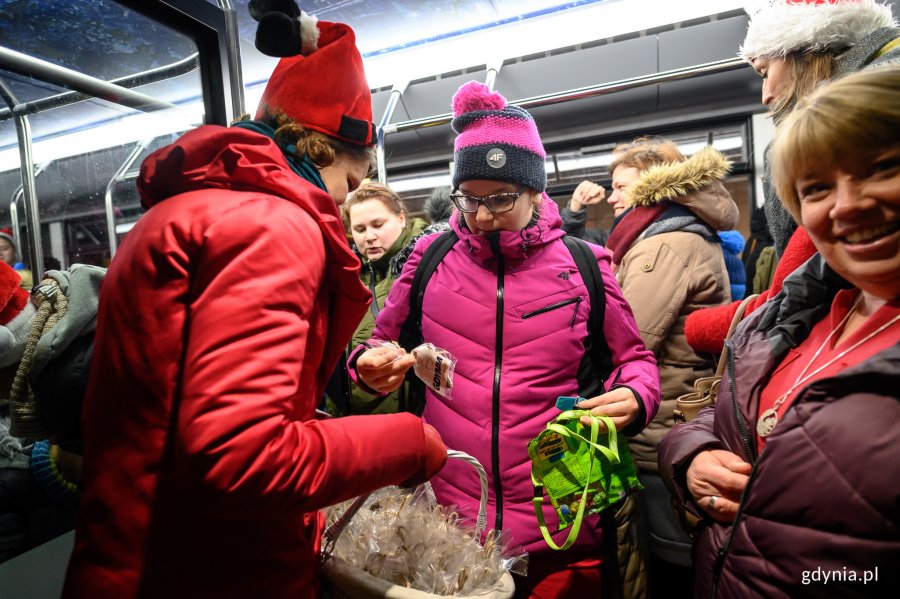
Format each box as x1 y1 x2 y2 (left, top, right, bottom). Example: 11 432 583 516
396 230 612 415
9 264 105 448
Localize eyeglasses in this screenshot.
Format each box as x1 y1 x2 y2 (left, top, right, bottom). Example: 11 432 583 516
450 185 526 214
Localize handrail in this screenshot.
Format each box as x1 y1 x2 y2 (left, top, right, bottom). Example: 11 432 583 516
376 81 409 183
10 162 49 206
0 79 43 277
0 45 177 114
383 57 747 135
105 139 154 258
484 58 504 92
0 52 200 122
216 0 246 119
9 163 50 262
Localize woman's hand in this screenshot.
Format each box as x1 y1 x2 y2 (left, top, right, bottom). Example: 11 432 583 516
686 449 752 523
569 180 606 212
577 387 639 430
356 345 416 392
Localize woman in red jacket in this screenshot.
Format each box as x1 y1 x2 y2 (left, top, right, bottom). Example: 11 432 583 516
63 10 445 599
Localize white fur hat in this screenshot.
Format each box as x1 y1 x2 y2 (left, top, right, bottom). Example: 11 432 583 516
740 0 897 60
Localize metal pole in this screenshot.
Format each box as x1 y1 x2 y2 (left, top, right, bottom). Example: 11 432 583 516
216 0 246 120
0 45 177 114
0 52 199 122
0 79 43 279
10 162 49 207
484 59 503 91
9 163 49 265
384 57 747 135
376 81 408 184
9 202 18 260
105 139 154 259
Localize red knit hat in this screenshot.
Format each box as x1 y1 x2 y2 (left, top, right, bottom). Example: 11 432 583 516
254 17 375 146
0 227 14 246
740 0 896 60
0 261 34 368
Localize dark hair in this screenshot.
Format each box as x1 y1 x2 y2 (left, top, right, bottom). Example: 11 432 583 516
424 186 453 224
43 256 62 272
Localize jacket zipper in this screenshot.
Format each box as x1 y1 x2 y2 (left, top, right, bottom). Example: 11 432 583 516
522 296 582 328
490 236 505 532
368 267 380 319
711 458 761 598
711 341 760 596
727 340 756 463
711 324 880 596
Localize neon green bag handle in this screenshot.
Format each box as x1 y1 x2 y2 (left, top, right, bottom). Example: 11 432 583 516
546 410 620 465
531 411 619 551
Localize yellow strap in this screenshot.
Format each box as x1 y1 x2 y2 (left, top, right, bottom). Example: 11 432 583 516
532 414 602 550
874 37 900 59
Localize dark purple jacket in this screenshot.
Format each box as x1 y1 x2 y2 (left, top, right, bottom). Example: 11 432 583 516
659 255 900 598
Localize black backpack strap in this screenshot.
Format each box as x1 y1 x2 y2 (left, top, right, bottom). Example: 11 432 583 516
396 229 458 414
562 235 613 387
563 235 627 597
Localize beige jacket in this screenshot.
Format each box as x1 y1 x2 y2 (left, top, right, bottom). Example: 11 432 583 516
616 147 738 473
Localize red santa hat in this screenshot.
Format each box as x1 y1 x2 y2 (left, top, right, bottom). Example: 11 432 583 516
252 5 375 146
0 227 14 246
0 262 34 368
740 0 897 60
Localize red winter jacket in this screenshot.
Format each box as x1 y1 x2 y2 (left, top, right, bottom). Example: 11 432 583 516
684 227 817 354
63 126 433 599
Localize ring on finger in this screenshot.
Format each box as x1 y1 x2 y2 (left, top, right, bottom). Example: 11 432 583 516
709 495 719 511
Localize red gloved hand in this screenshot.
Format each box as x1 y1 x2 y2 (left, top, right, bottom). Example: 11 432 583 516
401 423 448 487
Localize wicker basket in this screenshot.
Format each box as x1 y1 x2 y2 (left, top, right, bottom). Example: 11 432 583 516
321 450 515 598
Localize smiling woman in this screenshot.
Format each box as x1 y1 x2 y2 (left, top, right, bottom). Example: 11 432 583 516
659 66 900 598
773 65 900 302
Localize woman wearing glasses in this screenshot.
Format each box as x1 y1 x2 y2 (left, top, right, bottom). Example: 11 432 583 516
351 81 661 598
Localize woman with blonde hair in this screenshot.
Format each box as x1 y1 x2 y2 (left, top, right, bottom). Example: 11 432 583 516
660 65 900 598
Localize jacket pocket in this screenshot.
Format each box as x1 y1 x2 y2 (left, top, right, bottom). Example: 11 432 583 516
522 296 583 328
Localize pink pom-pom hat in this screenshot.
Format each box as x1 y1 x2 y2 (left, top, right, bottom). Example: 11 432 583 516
450 81 547 192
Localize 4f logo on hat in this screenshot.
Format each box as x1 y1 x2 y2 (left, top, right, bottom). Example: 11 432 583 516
486 148 506 168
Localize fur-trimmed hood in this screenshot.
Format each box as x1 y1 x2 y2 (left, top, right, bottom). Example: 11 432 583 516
627 146 738 231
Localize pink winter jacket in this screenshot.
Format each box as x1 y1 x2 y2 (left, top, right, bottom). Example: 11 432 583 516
351 195 659 555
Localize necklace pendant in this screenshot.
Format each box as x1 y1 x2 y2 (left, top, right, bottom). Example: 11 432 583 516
758 409 779 437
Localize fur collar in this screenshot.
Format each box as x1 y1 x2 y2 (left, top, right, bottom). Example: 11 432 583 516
627 146 731 208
